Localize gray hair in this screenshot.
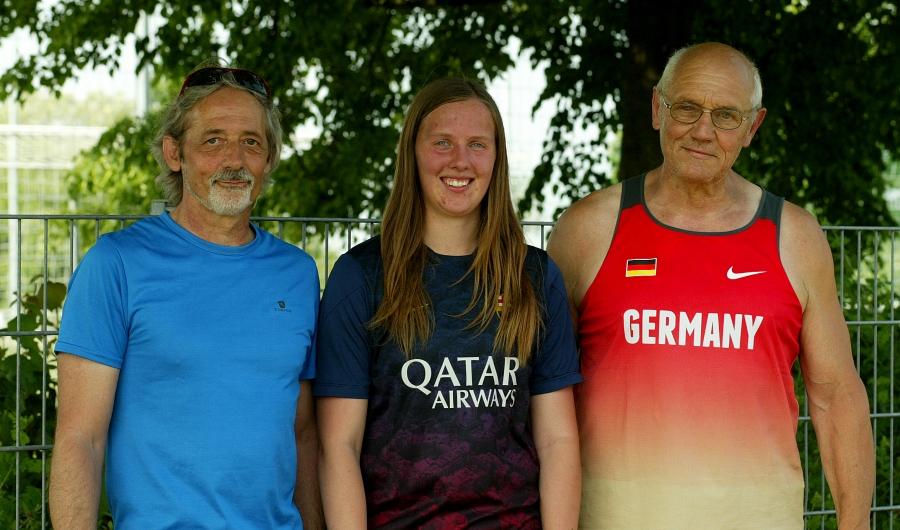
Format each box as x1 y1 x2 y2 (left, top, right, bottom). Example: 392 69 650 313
150 75 283 206
657 44 763 110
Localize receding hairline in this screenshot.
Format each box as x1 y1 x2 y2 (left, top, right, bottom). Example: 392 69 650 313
183 86 274 151
658 42 763 109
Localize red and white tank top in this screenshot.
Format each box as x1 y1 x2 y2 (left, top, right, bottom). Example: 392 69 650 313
577 174 804 530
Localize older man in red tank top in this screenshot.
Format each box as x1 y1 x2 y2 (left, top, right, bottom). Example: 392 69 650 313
549 42 874 530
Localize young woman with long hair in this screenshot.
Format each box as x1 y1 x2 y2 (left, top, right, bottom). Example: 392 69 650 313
315 77 581 529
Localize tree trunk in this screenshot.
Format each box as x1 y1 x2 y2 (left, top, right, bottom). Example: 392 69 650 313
619 0 697 181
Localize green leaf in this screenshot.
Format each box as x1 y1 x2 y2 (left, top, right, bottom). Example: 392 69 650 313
37 282 67 312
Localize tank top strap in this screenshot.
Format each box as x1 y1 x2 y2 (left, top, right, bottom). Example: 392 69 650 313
620 173 646 211
758 189 784 226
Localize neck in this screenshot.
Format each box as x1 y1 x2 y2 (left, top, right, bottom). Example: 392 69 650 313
422 213 480 256
169 201 256 246
644 165 761 232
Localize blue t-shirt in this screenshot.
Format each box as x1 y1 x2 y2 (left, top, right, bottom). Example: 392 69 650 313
56 212 319 529
314 236 582 529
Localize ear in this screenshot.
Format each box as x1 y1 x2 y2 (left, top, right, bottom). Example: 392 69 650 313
651 87 662 131
742 107 767 147
162 136 182 172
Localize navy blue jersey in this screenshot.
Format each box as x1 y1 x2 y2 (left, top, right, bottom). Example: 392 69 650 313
315 237 581 529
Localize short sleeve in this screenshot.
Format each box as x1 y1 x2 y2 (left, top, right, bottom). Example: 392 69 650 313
313 253 374 398
56 238 129 369
529 255 583 395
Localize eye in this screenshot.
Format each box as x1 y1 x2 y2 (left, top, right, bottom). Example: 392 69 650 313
718 110 735 120
676 103 697 112
435 139 450 147
471 141 487 149
205 137 221 145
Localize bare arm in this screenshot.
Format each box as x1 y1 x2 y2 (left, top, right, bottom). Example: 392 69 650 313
49 353 119 530
294 380 324 529
317 396 368 529
531 386 581 530
782 204 874 529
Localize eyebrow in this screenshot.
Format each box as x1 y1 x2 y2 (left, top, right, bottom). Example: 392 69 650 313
199 128 265 138
676 98 744 112
423 131 495 142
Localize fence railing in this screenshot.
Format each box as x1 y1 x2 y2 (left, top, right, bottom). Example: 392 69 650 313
0 214 897 529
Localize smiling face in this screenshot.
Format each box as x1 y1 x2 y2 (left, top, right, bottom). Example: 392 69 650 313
652 45 766 185
415 98 497 228
163 86 272 218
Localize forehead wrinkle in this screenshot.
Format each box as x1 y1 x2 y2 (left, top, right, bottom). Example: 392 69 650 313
192 126 264 138
673 95 743 112
668 70 755 112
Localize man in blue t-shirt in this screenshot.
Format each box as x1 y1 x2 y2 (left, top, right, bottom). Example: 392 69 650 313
49 67 323 529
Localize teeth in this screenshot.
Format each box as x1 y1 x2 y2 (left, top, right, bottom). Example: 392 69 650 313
444 178 469 188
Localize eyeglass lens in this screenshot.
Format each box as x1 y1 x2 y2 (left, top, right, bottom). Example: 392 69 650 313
670 104 743 130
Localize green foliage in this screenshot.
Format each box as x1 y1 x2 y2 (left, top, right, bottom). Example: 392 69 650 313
0 275 63 529
805 229 900 529
6 1 896 225
67 111 161 216
0 275 115 527
512 0 900 225
705 0 900 227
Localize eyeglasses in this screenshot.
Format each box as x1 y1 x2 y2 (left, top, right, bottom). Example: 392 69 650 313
179 67 272 100
658 92 751 130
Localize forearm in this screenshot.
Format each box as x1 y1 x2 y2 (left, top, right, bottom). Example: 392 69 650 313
319 445 368 529
537 435 581 530
811 382 874 530
48 434 104 529
294 433 324 530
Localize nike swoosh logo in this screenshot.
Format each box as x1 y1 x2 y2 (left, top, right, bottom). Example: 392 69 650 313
727 267 766 280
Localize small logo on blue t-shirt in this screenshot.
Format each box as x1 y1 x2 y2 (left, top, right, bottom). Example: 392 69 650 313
274 301 292 313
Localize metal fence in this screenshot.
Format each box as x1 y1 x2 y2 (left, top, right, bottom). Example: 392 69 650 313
0 214 897 529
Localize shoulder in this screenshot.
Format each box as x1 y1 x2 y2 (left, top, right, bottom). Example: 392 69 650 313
549 184 621 257
778 200 833 311
68 237 127 292
523 245 563 282
547 183 623 307
78 218 162 269
779 200 830 264
780 200 825 238
87 216 185 265
256 228 318 268
97 216 166 250
346 235 382 262
343 235 383 280
524 244 549 271
522 245 553 300
321 237 381 309
554 184 622 238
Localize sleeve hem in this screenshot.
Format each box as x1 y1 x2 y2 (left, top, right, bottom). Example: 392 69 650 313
312 383 370 399
54 342 123 370
530 372 583 395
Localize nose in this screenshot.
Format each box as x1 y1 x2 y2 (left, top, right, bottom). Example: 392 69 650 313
221 140 244 170
450 145 471 170
690 111 717 140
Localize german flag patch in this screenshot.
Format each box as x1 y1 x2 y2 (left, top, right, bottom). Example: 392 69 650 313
625 258 657 277
496 294 504 318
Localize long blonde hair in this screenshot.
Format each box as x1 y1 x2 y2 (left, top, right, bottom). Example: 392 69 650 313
369 77 541 364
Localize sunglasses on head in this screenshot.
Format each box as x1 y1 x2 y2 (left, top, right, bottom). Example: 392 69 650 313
179 67 272 100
